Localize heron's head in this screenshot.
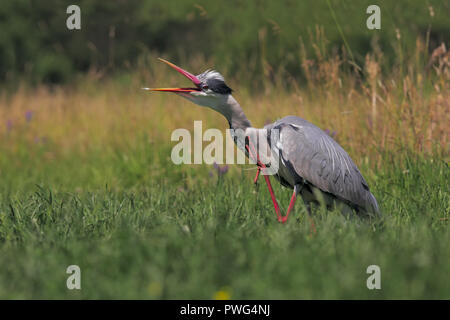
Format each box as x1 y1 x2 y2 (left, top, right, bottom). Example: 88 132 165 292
143 58 233 111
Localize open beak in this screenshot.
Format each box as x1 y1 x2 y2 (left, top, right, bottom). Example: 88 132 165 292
143 58 201 93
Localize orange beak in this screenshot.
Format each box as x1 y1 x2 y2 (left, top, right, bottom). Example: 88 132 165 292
143 58 202 93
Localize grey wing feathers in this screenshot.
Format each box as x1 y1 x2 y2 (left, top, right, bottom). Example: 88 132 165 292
269 116 379 215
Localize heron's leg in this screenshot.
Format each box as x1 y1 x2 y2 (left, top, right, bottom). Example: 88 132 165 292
280 184 301 224
245 141 282 221
261 175 282 221
245 141 262 185
307 215 317 235
253 166 261 184
304 203 317 235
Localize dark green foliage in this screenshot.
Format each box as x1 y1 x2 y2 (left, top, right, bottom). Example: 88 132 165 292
0 0 448 84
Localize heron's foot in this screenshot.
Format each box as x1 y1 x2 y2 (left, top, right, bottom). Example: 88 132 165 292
278 216 288 224
308 217 317 234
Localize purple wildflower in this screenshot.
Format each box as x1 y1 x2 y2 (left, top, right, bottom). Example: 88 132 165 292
6 120 13 132
212 162 229 176
34 136 48 144
325 129 337 138
25 111 34 122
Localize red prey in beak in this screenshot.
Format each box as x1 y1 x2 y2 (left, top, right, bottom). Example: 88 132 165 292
142 58 202 93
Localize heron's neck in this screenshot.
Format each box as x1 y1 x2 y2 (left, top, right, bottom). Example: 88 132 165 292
217 95 252 132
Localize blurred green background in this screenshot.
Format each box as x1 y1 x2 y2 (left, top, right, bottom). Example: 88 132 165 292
1 0 448 85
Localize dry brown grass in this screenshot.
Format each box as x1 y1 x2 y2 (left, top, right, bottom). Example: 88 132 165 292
1 38 448 171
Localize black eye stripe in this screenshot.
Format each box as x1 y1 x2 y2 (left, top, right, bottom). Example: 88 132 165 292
196 70 233 94
206 78 232 94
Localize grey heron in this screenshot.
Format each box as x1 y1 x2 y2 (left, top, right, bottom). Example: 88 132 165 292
144 58 380 223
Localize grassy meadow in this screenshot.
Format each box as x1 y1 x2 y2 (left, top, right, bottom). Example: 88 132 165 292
0 34 449 298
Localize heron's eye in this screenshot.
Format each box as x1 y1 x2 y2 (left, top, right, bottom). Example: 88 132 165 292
202 84 209 90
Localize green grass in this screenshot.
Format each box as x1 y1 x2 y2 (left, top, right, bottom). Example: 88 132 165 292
0 142 448 299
